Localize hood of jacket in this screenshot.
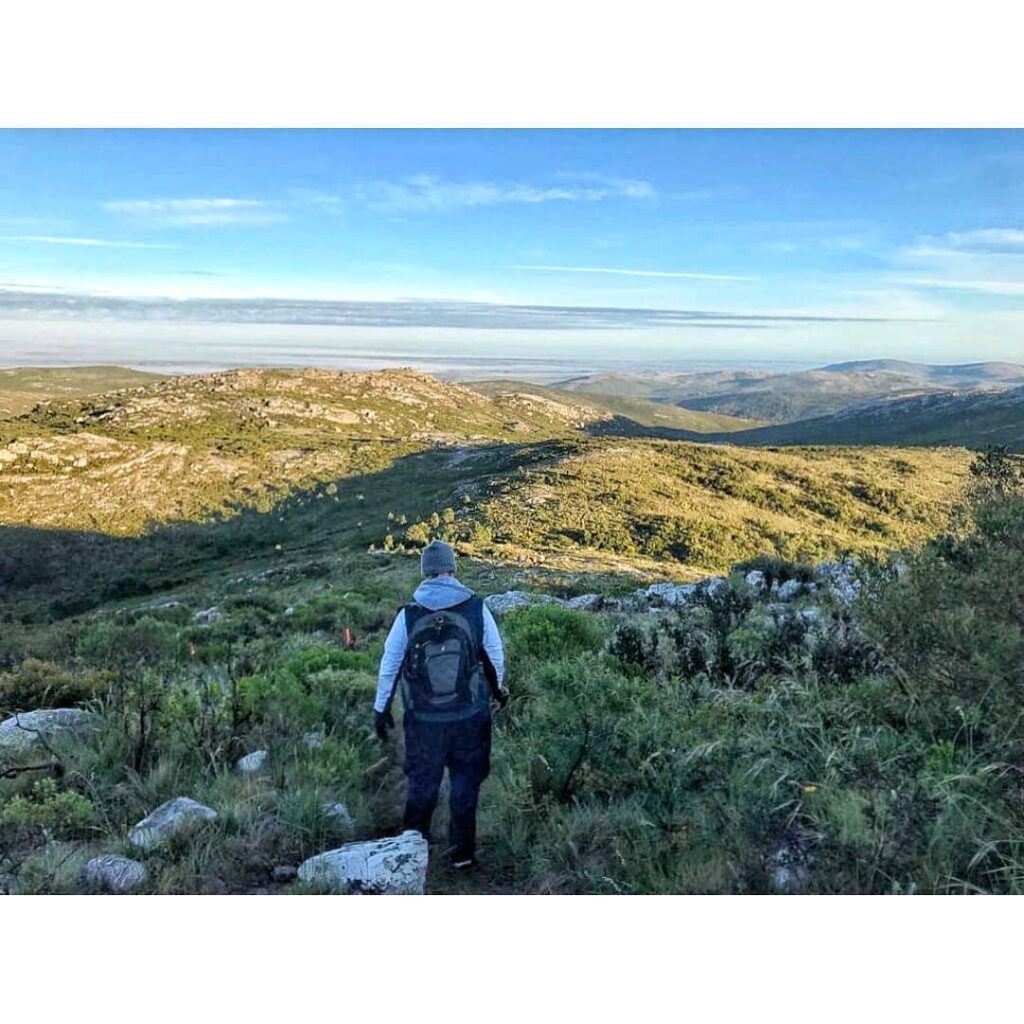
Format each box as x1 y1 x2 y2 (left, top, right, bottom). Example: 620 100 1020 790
413 575 476 611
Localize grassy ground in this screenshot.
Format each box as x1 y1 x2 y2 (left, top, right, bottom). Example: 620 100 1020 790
2 459 1023 894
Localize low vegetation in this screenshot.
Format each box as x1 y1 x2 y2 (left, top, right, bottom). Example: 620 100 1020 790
2 450 1022 894
1 367 1021 894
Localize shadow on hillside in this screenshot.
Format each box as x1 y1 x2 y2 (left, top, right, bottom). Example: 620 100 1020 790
0 443 541 624
583 415 724 444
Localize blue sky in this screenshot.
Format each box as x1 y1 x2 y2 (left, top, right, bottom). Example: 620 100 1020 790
2 129 1024 371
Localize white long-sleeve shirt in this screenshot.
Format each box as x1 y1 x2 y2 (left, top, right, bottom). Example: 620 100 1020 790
374 577 505 713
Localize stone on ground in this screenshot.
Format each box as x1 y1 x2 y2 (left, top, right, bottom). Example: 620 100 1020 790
564 593 604 612
298 830 428 895
129 797 218 851
0 708 99 753
84 855 147 893
236 749 269 774
776 579 804 601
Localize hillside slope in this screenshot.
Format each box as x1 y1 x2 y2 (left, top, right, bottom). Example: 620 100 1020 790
0 368 612 534
427 437 970 575
0 365 162 419
466 379 761 435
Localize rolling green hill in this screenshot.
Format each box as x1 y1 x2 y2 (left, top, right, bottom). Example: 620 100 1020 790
0 365 163 419
466 379 762 435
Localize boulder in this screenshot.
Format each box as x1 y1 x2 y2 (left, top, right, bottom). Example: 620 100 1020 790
646 582 698 607
776 579 804 602
193 606 222 625
564 593 604 612
84 855 147 893
297 830 428 894
0 708 99 753
236 750 269 774
129 797 218 851
744 570 768 595
702 576 730 600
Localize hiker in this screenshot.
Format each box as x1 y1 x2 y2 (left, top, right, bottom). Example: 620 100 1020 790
374 539 508 869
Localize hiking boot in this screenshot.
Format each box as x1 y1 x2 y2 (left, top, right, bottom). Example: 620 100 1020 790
447 846 476 870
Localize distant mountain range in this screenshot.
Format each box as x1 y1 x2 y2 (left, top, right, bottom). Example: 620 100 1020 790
556 360 1024 425
716 385 1024 450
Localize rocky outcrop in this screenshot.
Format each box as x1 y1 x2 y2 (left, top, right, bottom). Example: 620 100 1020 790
484 590 558 615
84 855 147 893
0 708 99 753
128 797 218 851
193 606 223 625
813 560 861 603
297 830 428 894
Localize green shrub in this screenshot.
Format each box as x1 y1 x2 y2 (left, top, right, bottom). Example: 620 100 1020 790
504 604 604 664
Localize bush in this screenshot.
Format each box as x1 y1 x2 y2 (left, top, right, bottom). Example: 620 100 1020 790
504 604 604 665
0 659 108 716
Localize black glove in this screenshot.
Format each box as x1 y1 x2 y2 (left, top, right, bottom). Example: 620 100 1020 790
494 688 510 709
374 708 395 741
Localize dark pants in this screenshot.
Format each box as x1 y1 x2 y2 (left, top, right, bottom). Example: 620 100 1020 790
402 710 491 860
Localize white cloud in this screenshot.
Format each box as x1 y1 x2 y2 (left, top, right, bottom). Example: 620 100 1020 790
353 174 655 213
509 264 755 282
103 198 286 226
890 228 1024 296
0 235 174 249
944 228 1024 249
897 277 1024 296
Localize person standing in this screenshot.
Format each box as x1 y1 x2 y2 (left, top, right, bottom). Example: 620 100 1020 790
374 539 507 869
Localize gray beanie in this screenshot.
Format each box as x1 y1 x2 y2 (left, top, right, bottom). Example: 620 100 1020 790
420 539 457 577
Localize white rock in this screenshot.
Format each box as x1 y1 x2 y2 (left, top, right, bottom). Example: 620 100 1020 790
298 830 428 895
564 593 604 612
129 797 218 851
483 591 559 615
776 579 804 602
702 576 729 600
813 561 861 603
0 708 99 753
193 606 222 625
745 570 768 594
236 750 269 774
322 802 355 830
84 855 147 893
646 582 698 607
